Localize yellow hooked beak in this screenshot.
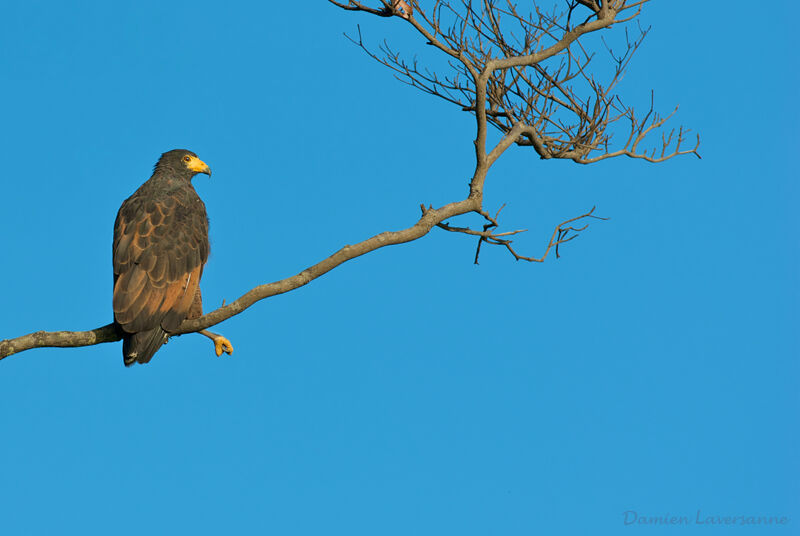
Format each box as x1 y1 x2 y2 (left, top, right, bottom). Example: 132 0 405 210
186 155 212 176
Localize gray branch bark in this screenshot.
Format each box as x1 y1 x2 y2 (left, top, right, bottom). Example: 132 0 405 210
0 0 698 362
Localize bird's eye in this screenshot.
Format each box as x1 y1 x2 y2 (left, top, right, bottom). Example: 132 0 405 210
183 155 191 162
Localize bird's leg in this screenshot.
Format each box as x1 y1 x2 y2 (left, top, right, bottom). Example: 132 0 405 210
199 329 234 357
189 287 233 357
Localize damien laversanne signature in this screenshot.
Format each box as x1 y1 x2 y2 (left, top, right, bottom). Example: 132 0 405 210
623 510 789 527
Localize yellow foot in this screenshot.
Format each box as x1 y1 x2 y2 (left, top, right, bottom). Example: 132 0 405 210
213 336 234 357
198 329 234 357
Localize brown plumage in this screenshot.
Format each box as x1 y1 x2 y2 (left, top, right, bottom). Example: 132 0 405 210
113 149 212 366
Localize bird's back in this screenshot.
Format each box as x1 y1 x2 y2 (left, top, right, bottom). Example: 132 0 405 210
112 174 210 365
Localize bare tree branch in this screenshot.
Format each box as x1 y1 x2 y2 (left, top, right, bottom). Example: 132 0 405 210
0 324 120 360
336 0 700 164
1 1 699 362
1 198 478 360
435 204 606 264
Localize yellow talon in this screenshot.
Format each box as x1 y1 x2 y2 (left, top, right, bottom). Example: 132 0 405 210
213 336 234 357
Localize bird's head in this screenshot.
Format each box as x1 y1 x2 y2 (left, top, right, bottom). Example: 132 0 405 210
155 149 212 179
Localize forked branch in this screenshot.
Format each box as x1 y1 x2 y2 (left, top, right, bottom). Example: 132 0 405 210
336 0 699 164
435 204 606 264
1 1 699 362
1 197 477 360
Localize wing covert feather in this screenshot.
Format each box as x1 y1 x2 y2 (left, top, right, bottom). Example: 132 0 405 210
113 183 209 335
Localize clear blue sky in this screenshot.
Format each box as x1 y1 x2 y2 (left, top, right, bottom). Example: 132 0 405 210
1 1 797 535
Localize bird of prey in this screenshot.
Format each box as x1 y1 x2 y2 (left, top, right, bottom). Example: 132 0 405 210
112 149 232 366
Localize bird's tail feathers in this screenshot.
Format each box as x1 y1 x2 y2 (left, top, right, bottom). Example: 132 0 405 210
123 327 168 366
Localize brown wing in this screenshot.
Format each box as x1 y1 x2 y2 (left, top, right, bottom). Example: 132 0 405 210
113 187 209 335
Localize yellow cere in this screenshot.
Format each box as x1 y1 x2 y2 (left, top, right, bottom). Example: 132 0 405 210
185 156 211 174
